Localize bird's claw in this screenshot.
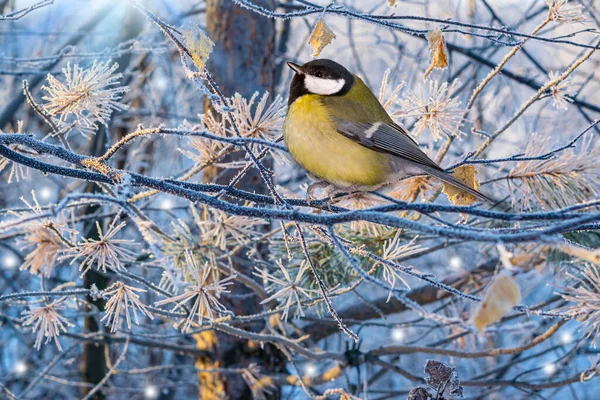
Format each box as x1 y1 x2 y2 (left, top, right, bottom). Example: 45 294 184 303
306 181 333 204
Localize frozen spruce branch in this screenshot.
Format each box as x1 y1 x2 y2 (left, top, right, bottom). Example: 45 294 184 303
22 298 73 351
255 260 316 321
397 79 465 141
154 251 235 332
41 61 129 136
100 281 154 333
64 220 136 275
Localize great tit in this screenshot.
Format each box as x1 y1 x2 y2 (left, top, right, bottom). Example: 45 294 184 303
283 59 493 203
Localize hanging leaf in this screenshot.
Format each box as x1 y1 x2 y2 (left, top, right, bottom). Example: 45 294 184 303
181 22 214 72
308 19 336 57
442 165 480 206
388 0 398 6
424 27 449 80
471 273 521 332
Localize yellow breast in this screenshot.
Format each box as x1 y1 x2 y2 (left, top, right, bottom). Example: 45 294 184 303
283 95 391 188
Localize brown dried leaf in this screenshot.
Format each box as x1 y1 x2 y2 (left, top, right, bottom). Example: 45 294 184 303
182 22 214 72
308 19 336 57
424 360 453 386
442 165 480 206
471 273 521 332
387 0 398 6
407 387 431 400
424 27 449 80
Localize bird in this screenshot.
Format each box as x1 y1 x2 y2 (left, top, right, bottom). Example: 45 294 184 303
282 59 493 203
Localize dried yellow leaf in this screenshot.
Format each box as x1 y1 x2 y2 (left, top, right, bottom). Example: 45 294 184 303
388 0 397 5
182 22 214 72
471 273 521 333
308 19 336 57
424 27 449 80
442 165 480 206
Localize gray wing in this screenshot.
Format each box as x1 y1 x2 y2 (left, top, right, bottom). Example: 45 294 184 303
334 119 443 171
334 119 494 203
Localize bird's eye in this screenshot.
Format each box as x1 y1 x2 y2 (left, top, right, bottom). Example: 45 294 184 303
315 71 323 78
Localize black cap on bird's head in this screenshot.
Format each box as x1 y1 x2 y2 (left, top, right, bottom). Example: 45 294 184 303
287 59 355 105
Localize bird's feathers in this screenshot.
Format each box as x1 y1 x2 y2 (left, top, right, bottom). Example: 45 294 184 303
334 119 441 171
320 78 493 203
284 67 493 203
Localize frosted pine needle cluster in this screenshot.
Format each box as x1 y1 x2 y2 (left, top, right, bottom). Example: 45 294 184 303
197 205 267 250
507 134 600 210
17 195 74 277
180 117 228 166
241 364 274 400
398 79 465 141
377 234 422 295
548 71 574 110
227 92 285 142
255 260 316 321
42 61 129 136
546 0 589 24
558 264 600 346
22 299 73 351
378 69 405 112
100 282 154 332
155 252 235 332
65 221 136 275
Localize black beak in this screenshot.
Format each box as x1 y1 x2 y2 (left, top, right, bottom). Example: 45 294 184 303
286 61 303 74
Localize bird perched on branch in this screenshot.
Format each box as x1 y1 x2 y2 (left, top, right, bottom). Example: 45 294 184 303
283 59 492 203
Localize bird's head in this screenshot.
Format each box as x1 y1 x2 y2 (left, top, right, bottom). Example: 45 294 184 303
287 59 355 105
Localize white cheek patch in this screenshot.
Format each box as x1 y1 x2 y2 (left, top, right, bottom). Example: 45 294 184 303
304 76 345 95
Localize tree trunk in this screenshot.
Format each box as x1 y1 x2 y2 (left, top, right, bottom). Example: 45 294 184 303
196 1 284 399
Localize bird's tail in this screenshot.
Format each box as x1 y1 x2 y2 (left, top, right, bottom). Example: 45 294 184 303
419 165 495 204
